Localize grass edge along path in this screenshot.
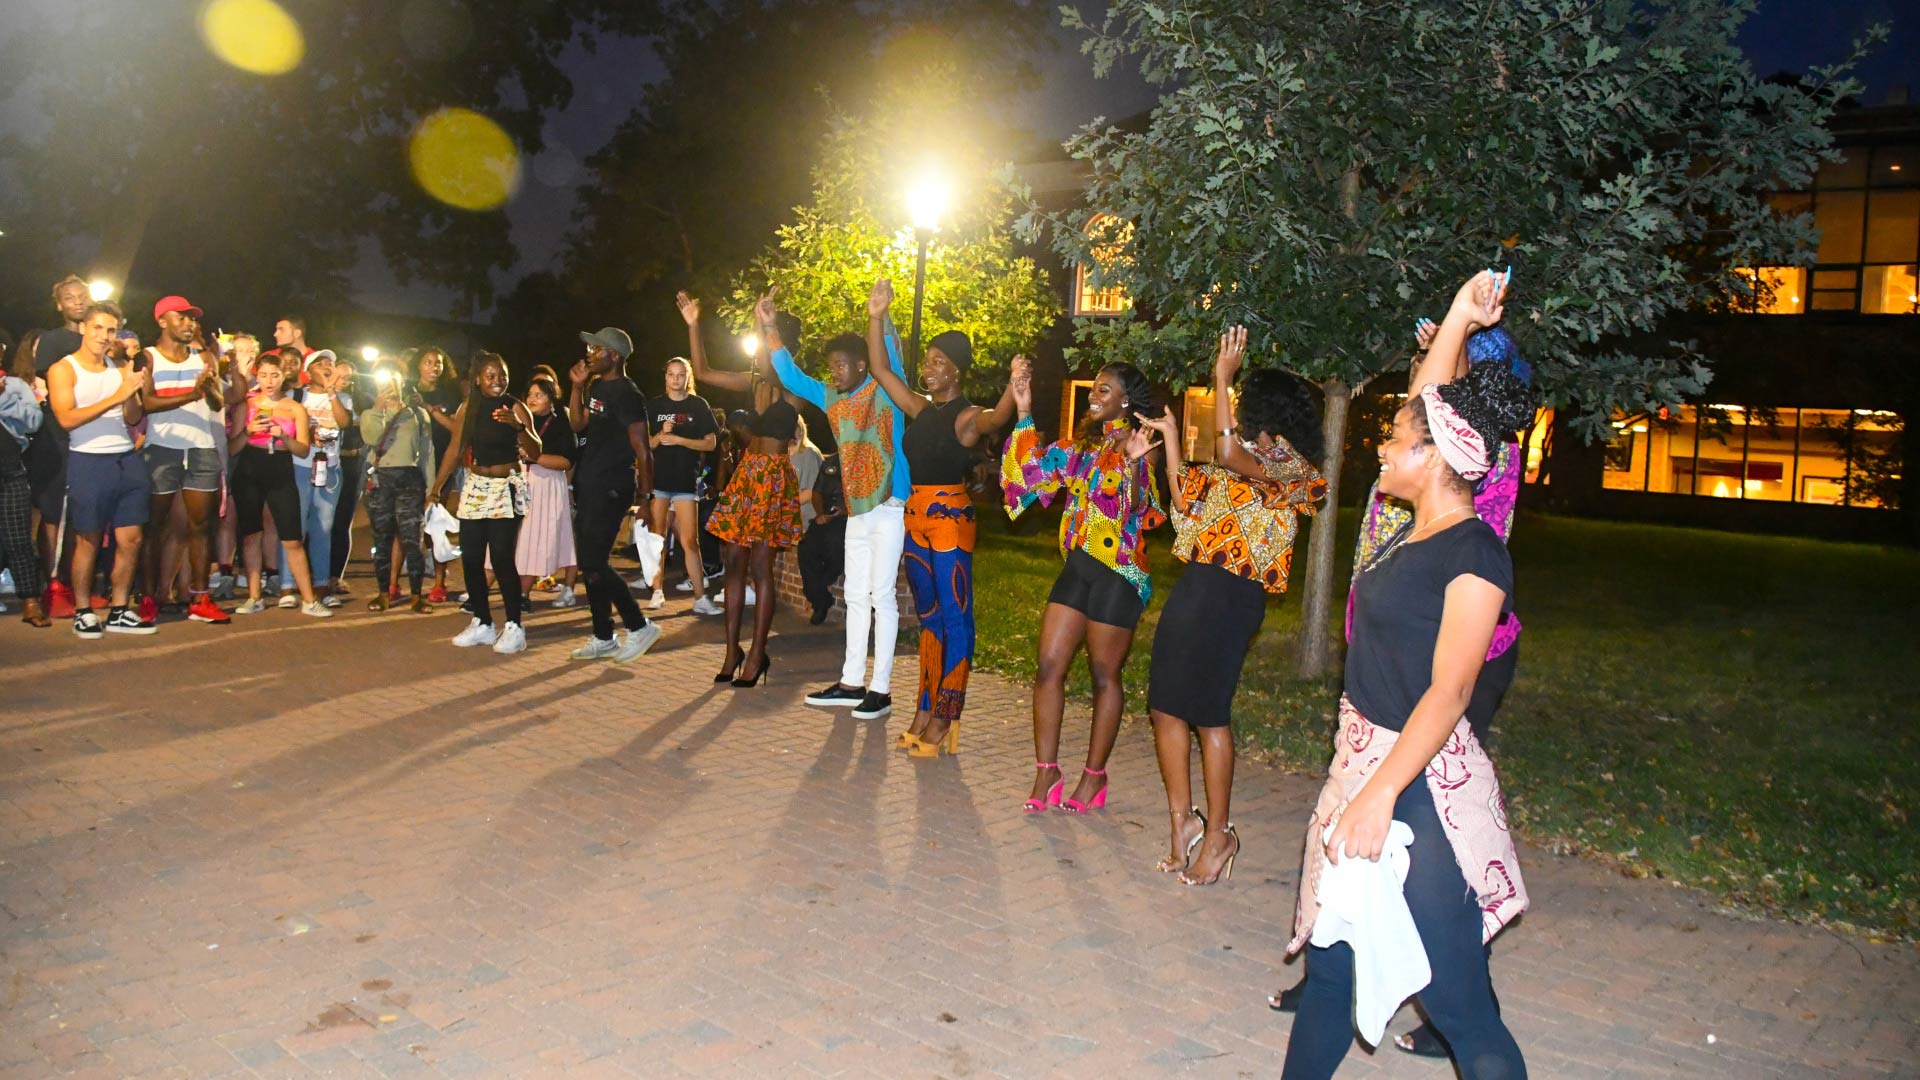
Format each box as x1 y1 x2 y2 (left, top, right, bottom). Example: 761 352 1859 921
969 506 1919 940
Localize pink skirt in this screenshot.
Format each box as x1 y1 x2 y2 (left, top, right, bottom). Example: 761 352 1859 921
488 463 575 576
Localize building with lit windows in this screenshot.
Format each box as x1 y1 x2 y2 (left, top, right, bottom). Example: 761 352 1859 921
1015 102 1915 542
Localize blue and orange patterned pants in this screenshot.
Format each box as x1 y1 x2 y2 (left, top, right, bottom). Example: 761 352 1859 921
904 486 976 722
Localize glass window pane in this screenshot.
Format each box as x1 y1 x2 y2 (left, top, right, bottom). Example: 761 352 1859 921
1865 190 1920 263
1870 144 1918 187
1816 148 1869 188
1768 192 1812 217
1810 290 1856 311
1815 191 1865 263
1812 268 1859 289
1738 266 1805 314
1862 265 1919 315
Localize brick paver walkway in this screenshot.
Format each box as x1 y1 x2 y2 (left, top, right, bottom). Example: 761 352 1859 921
2 590 1916 1078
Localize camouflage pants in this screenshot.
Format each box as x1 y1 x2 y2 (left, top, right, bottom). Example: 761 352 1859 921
366 468 427 593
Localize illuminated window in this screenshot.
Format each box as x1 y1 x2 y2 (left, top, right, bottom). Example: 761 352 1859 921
1862 264 1919 315
1731 266 1807 314
1597 405 1902 508
1072 214 1133 317
1742 144 1918 315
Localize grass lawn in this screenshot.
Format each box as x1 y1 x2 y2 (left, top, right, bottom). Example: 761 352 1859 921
971 506 1920 940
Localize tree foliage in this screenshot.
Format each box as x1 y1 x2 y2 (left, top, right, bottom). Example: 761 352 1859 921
1018 0 1877 674
718 104 1060 398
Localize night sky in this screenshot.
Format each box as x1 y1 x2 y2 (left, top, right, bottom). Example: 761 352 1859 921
3 0 1913 320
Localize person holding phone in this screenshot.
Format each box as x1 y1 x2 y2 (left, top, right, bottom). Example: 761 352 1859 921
227 352 331 618
360 364 435 613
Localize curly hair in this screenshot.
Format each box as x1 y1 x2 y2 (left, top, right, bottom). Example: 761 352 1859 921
1235 369 1324 462
1438 359 1536 444
1075 362 1161 447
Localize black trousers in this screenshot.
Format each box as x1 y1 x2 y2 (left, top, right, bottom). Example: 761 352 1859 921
575 487 647 642
459 515 523 628
797 514 845 615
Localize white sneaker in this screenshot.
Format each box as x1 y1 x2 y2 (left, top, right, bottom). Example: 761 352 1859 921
301 600 334 618
674 580 695 593
743 585 757 606
277 592 299 609
550 588 577 609
452 617 497 647
492 622 527 655
612 621 661 663
692 595 723 616
570 636 619 660
233 597 267 615
646 588 666 611
321 593 345 608
458 591 471 603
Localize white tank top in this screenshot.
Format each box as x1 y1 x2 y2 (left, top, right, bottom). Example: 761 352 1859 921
144 347 220 451
65 355 135 454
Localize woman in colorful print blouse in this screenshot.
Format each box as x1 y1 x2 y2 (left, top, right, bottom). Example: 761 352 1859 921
1137 326 1327 886
1002 362 1167 814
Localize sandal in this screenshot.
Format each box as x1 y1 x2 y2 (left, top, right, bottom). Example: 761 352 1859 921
1156 806 1206 873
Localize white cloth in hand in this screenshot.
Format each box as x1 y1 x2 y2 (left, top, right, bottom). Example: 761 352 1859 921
1309 819 1429 1046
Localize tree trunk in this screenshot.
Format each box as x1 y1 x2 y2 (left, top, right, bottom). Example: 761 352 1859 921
1294 380 1352 679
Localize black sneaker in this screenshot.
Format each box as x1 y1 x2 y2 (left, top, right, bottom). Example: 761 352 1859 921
804 683 866 708
72 611 104 639
851 691 893 721
105 606 157 635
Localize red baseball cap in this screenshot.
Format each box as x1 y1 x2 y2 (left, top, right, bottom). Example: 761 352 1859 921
152 295 203 320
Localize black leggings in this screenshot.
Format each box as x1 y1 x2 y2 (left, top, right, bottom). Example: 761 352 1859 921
1281 779 1526 1080
459 515 523 628
232 446 302 540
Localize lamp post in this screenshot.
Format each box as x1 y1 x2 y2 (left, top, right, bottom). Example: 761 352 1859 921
905 175 951 385
87 279 114 302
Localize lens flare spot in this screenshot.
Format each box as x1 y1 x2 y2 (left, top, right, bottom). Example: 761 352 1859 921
199 0 304 76
408 108 522 212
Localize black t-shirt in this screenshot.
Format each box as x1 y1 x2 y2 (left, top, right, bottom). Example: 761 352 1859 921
577 376 647 496
418 381 464 463
1344 519 1514 732
36 329 81 375
646 393 718 494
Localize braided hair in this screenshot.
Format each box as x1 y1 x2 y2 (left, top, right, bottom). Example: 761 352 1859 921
1076 362 1161 448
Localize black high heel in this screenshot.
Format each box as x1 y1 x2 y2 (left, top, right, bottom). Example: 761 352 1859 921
714 649 744 683
731 656 770 688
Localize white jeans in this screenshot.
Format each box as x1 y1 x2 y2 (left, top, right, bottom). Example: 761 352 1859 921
841 502 905 693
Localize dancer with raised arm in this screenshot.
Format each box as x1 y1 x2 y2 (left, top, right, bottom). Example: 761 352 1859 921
1280 270 1534 1080
859 278 1022 756
1138 326 1326 884
1001 361 1166 812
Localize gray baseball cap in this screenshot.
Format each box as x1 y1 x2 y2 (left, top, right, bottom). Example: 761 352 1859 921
579 326 632 358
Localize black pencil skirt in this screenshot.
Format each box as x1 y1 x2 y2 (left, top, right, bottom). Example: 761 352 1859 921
1147 560 1269 729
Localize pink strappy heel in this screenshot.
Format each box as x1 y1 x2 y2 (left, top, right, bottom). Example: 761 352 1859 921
1023 763 1064 813
1061 767 1108 813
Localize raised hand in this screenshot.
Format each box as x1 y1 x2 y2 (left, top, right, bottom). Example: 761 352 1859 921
1009 355 1031 385
867 278 894 319
1010 370 1032 415
1448 269 1506 330
753 289 779 330
115 365 144 403
1414 317 1438 351
676 290 700 326
569 359 590 388
1122 421 1163 462
1213 325 1249 381
1136 410 1180 453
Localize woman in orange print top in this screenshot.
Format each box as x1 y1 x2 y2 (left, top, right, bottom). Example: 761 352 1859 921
1136 327 1326 886
1001 361 1167 814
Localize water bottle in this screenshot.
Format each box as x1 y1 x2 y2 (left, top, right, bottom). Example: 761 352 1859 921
313 451 329 488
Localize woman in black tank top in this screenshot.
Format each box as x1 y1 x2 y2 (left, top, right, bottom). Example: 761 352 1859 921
860 278 1024 757
429 352 541 655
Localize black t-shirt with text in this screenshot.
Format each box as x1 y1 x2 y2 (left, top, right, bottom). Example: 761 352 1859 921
1343 518 1514 732
576 376 647 497
646 393 718 494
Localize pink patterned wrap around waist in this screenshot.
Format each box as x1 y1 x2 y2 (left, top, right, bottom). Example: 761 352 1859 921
1288 695 1529 955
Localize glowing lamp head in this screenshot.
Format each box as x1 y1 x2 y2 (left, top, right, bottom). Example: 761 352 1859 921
740 334 760 357
87 279 114 301
906 174 951 232
361 345 381 363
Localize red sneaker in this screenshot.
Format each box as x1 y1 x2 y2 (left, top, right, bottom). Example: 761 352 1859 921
46 580 75 619
137 594 160 624
187 595 232 624
427 585 448 603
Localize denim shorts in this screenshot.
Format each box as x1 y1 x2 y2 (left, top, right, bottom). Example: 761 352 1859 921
651 489 698 505
143 445 223 494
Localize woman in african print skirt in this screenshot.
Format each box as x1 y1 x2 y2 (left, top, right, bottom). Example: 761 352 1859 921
680 291 801 688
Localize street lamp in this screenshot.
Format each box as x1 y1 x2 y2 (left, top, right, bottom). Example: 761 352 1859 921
905 173 951 383
87 279 114 302
361 345 381 364
739 333 760 357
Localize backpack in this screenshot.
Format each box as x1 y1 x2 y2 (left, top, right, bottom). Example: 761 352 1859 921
816 451 846 518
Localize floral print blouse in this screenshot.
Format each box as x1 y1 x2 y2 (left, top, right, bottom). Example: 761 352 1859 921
1002 417 1167 603
1171 438 1327 594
